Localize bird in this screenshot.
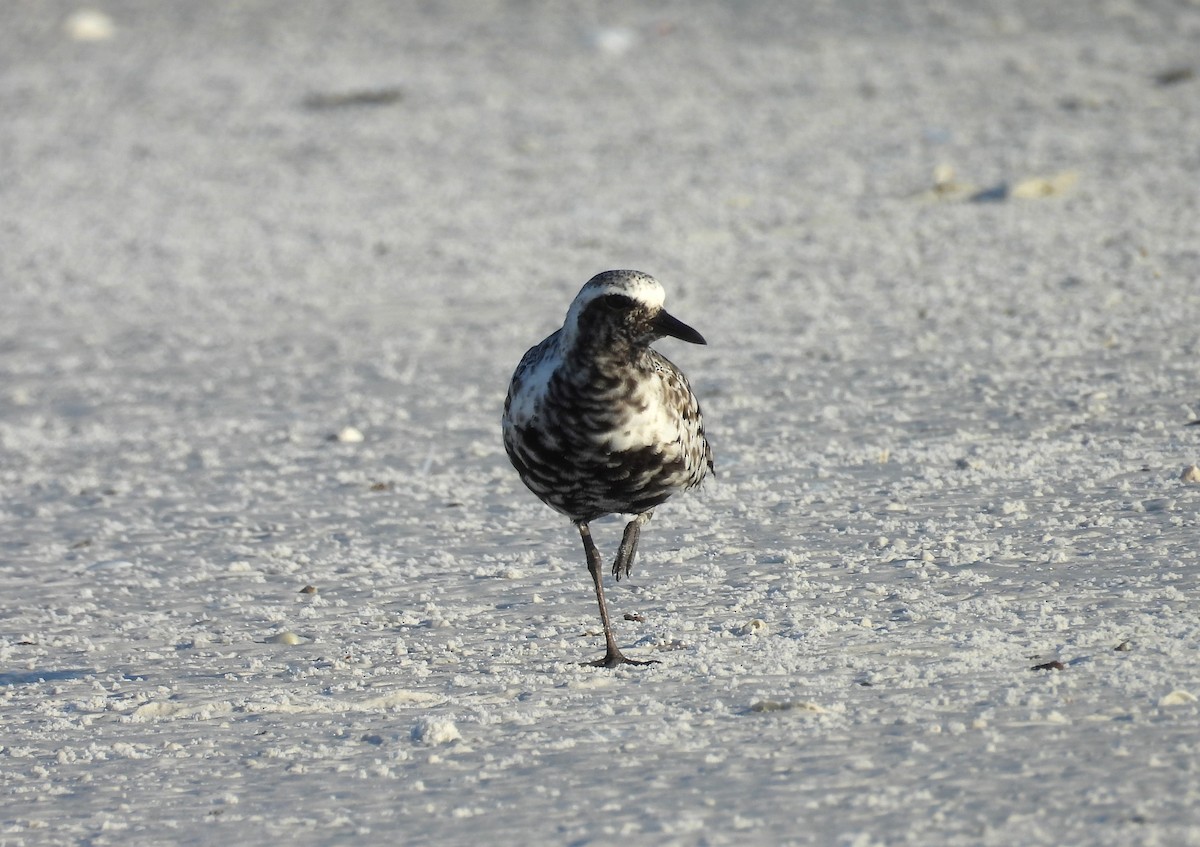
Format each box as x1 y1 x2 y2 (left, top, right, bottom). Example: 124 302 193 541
502 270 713 667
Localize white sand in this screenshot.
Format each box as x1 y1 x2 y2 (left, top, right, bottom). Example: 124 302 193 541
3 2 1199 844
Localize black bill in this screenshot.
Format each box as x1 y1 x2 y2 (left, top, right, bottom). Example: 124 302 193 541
654 310 707 345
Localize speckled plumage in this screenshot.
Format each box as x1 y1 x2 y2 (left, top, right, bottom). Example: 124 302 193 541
502 270 713 667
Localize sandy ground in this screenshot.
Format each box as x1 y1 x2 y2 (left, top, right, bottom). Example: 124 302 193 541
3 1 1200 844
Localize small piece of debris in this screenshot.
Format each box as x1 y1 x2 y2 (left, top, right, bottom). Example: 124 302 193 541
623 612 645 622
298 585 317 594
1155 66 1195 87
1114 640 1133 652
1180 465 1200 483
970 183 1010 203
1010 171 1079 199
916 164 978 202
749 700 826 714
302 88 404 110
1031 660 1065 671
369 481 393 492
410 716 461 745
89 559 134 571
921 168 1077 204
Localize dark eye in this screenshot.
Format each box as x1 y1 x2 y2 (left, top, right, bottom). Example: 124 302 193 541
601 294 635 312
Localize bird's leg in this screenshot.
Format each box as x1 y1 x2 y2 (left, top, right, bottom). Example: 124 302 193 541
578 521 656 668
612 511 653 581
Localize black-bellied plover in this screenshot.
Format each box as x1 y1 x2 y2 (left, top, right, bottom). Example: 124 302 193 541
503 270 713 667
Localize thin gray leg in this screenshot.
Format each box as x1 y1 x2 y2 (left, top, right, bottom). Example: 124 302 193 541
578 521 655 668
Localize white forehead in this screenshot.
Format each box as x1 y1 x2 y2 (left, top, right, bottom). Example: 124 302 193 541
569 270 666 315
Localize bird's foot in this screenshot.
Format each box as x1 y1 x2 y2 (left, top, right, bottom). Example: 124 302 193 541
611 552 633 582
584 649 659 669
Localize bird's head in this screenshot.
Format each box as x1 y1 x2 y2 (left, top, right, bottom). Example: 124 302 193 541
562 270 706 352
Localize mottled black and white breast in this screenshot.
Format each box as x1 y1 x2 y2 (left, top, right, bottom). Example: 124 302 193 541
503 270 713 523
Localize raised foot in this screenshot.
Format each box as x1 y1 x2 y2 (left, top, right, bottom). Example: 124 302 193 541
583 651 660 669
611 516 644 582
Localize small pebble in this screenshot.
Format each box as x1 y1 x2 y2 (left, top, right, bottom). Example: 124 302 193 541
1031 660 1065 671
266 631 306 646
588 27 637 55
738 619 768 636
1134 498 1174 512
64 8 115 41
1180 465 1200 483
330 426 364 443
1158 690 1197 707
299 585 317 594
